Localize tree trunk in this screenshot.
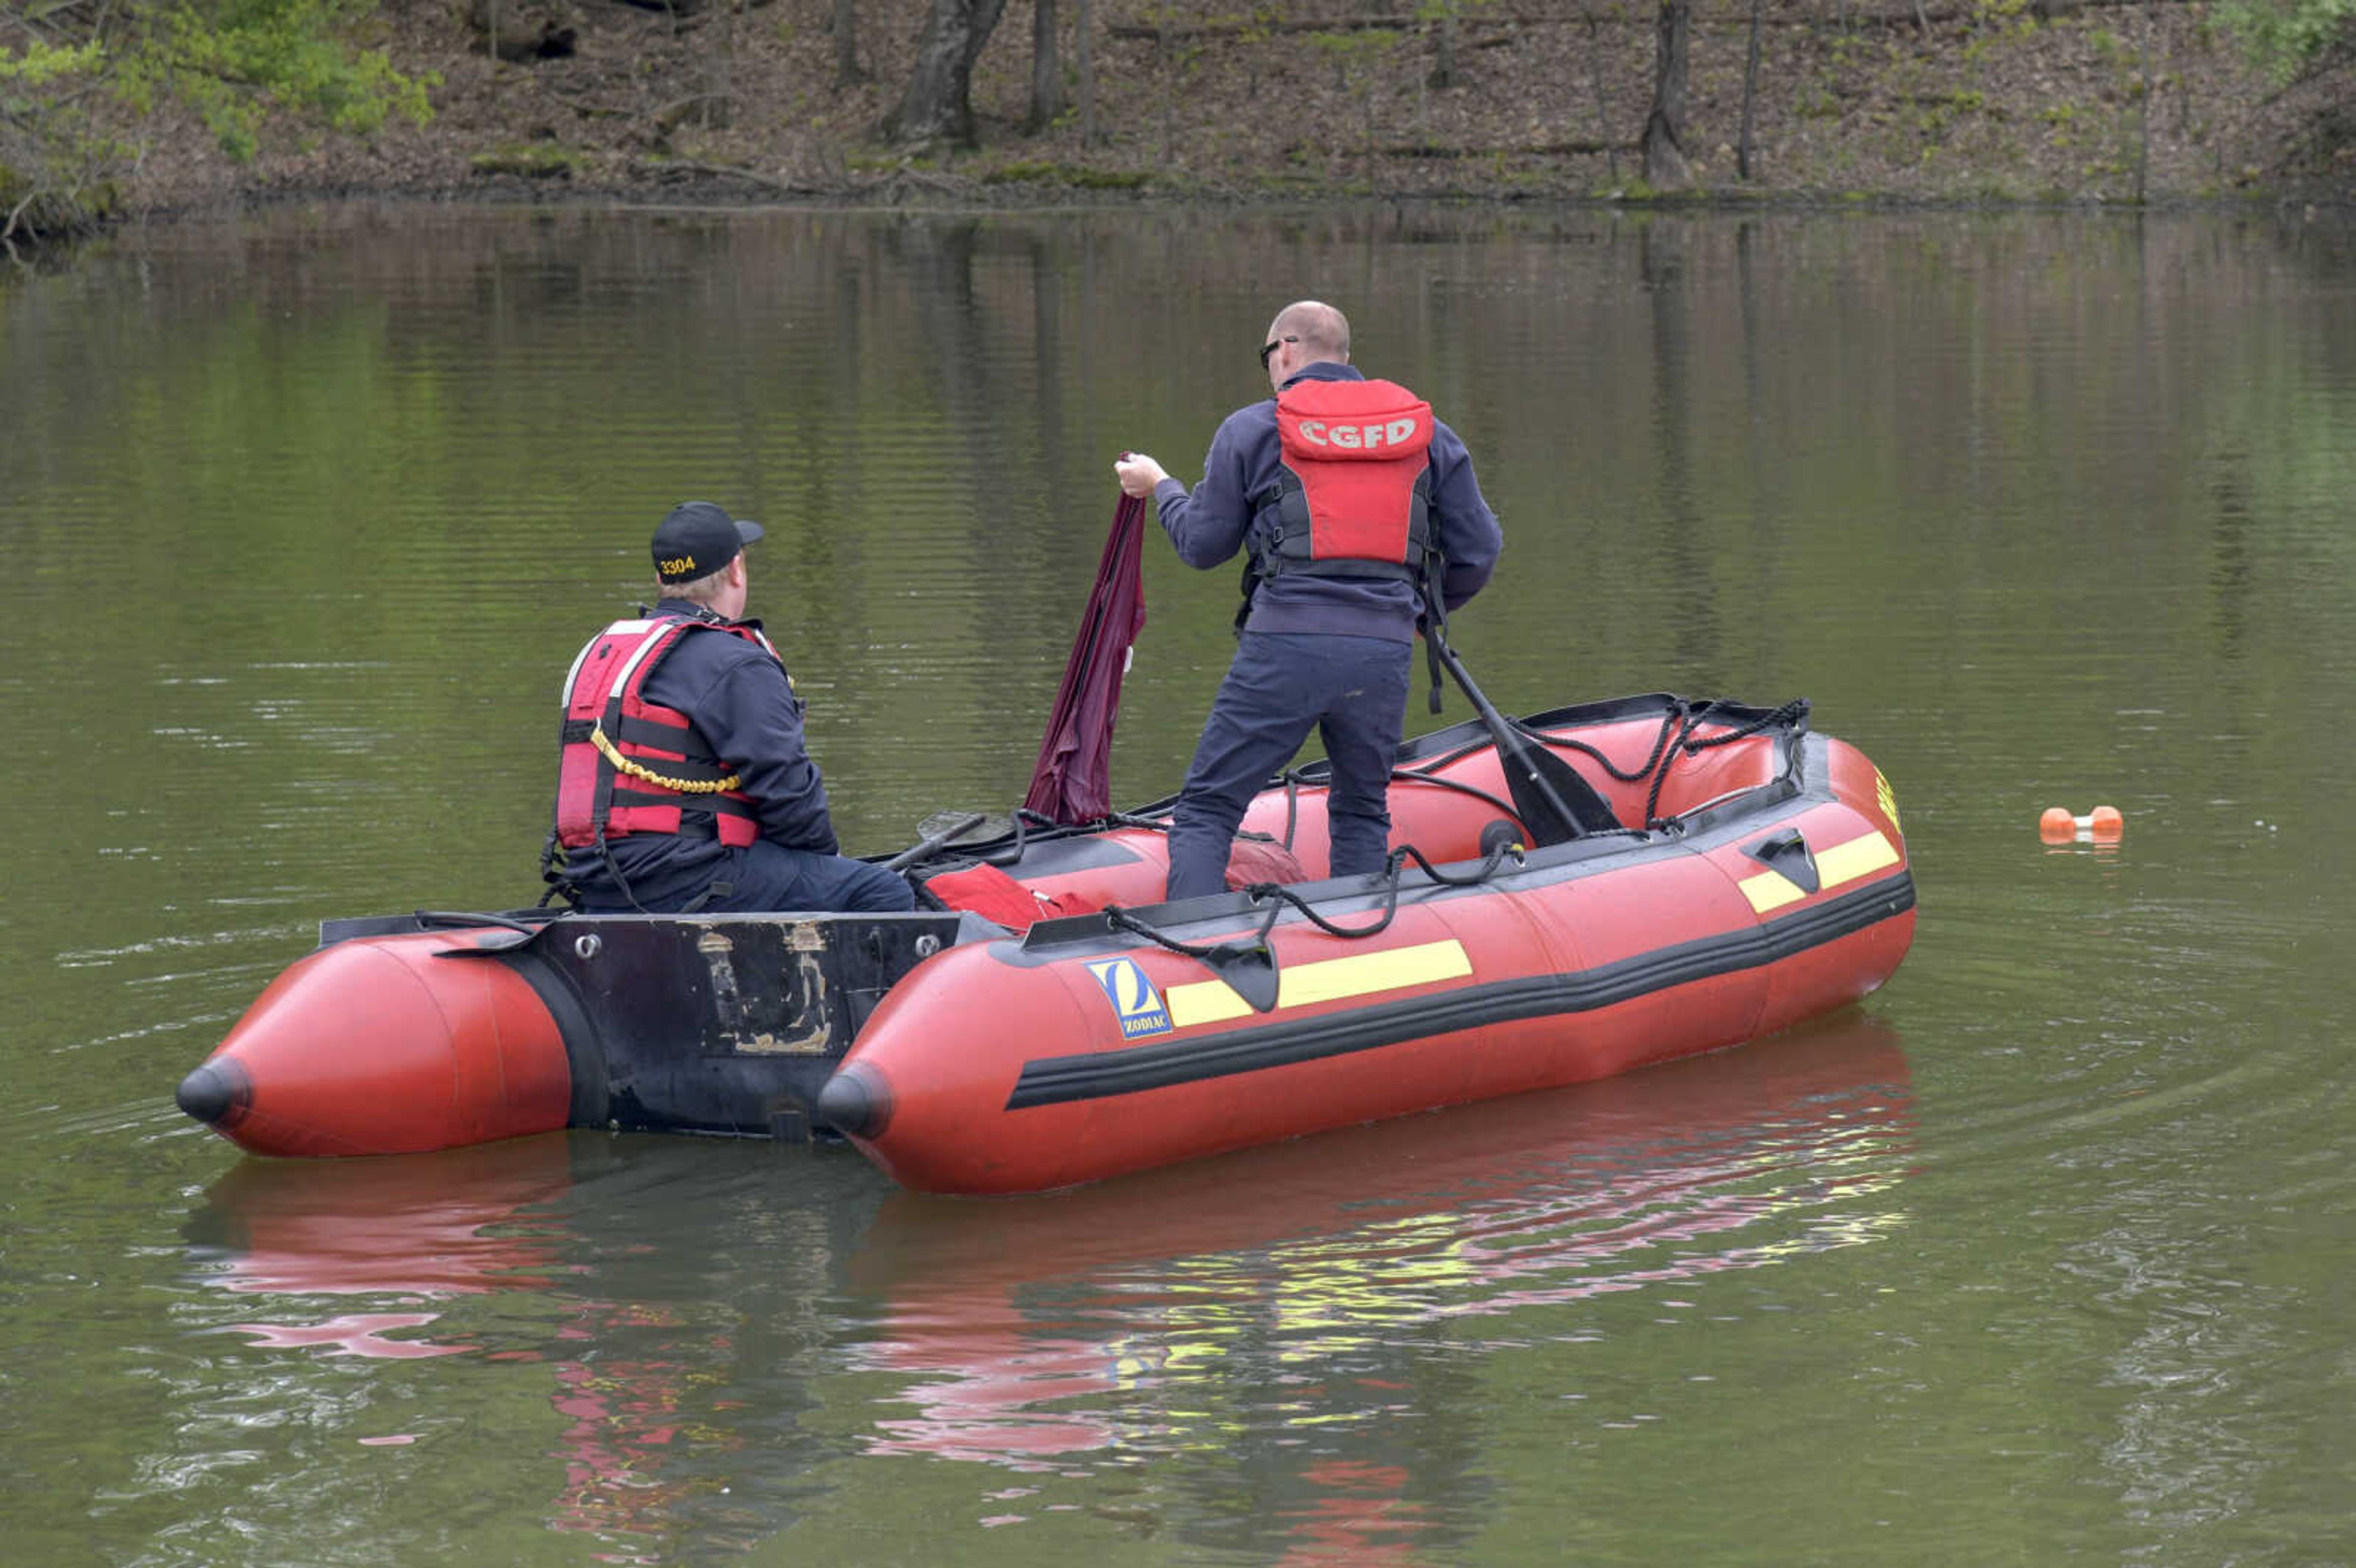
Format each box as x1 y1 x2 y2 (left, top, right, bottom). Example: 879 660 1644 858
1077 0 1098 145
1738 0 1762 179
886 0 1011 148
1580 6 1619 182
834 0 867 86
1028 0 1064 133
1641 0 1693 190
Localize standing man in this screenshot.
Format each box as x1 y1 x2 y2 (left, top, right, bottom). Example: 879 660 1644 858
545 501 915 914
1115 301 1503 900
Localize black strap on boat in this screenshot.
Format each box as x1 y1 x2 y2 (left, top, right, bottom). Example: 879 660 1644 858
1419 554 1451 716
677 879 733 914
537 828 576 909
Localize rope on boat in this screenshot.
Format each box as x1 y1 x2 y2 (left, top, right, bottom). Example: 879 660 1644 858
1101 840 1522 963
1385 701 1688 835
1383 695 1810 835
1105 699 1807 857
1382 761 1534 828
1636 698 1811 830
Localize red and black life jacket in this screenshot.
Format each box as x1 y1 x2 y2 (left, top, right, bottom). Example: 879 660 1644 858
552 615 776 851
1249 377 1437 590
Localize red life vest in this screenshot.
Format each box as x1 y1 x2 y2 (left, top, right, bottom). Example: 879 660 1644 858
552 615 776 851
1252 377 1436 585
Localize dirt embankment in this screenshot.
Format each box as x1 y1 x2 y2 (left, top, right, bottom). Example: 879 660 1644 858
129 0 2356 213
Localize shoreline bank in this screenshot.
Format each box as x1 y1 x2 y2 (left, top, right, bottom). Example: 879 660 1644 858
13 0 2355 253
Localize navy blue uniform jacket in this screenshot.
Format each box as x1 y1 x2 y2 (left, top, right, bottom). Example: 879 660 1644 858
1150 361 1504 641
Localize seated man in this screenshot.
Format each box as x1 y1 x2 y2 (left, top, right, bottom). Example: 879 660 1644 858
545 501 914 915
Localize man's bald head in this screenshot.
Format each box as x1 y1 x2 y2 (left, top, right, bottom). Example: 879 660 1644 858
1268 301 1350 364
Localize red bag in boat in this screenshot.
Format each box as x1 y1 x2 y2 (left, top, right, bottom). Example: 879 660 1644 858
920 863 1092 932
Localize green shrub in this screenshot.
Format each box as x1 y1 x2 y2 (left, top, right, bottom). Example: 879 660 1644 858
471 142 582 178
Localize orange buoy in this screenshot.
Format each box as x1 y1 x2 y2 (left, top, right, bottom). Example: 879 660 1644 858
2039 804 2125 844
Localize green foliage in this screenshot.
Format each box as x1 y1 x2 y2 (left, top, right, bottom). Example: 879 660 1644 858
2 0 433 239
1 33 115 239
118 0 434 161
1961 0 2039 63
471 140 581 177
980 159 1149 188
0 37 104 90
1913 87 1988 137
1304 26 1401 91
1220 4 1282 47
2215 0 2356 79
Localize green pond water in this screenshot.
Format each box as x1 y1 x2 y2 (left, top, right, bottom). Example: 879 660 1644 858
1 202 2350 1566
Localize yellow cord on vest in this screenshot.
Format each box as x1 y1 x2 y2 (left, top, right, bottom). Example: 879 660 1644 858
591 725 742 793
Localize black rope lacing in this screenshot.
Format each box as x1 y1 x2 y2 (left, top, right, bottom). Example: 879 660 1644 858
1093 698 1806 856
1100 839 1522 964
1391 702 1698 831
936 699 1807 907
1630 698 1811 829
1380 697 1809 836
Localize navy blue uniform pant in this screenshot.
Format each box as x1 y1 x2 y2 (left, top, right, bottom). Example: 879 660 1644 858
1165 631 1413 901
579 840 914 914
707 841 915 913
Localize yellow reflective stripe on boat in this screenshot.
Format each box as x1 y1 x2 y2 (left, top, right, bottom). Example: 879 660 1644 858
1164 938 1472 1029
1739 829 1902 914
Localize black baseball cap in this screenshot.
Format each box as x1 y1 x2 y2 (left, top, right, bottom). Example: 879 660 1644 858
652 501 764 584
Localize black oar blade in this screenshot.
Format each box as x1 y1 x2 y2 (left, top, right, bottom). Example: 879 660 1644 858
1427 637 1619 847
1498 737 1622 845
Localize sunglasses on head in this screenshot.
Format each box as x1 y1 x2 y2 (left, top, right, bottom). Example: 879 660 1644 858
1258 334 1300 371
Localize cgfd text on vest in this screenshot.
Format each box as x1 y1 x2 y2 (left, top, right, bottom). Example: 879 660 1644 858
1296 418 1422 450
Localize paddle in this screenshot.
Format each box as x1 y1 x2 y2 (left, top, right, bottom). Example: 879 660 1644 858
880 812 991 874
1426 635 1619 847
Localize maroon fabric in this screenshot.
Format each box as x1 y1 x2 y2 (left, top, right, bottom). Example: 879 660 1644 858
1023 493 1149 824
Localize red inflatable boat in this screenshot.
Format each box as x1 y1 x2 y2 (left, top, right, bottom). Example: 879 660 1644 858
176 693 1914 1193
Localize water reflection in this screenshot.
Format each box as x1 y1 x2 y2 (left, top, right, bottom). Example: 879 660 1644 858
187 1137 576 1299
850 1013 1912 1467
176 1136 876 1558
171 1013 1911 1558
